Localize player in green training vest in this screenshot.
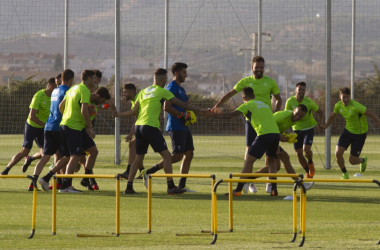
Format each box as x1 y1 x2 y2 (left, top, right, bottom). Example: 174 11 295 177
204 87 281 196
1 78 56 178
285 81 324 179
211 56 282 158
246 105 314 194
318 87 380 179
113 68 207 195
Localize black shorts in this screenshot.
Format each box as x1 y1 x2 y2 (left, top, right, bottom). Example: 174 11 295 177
22 123 44 149
248 133 280 159
293 128 314 150
60 126 96 157
168 130 194 154
43 130 61 155
245 121 257 146
337 128 367 157
135 125 168 155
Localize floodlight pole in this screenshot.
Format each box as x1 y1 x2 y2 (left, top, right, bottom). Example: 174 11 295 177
257 0 262 56
114 0 121 165
325 0 332 170
64 0 69 69
163 0 169 133
351 0 356 99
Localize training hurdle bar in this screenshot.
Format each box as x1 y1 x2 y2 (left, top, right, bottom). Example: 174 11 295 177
0 175 37 239
52 174 120 237
211 177 307 246
303 178 380 245
148 174 216 237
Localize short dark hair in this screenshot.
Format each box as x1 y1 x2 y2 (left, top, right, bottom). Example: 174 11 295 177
296 82 306 87
251 56 265 65
242 87 254 98
47 77 56 86
56 73 61 79
123 83 136 92
81 69 95 81
154 68 167 77
339 87 350 95
297 104 308 113
92 69 102 79
171 62 187 75
95 87 111 100
62 69 74 82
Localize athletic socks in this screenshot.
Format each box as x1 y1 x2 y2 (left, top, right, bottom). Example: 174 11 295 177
308 159 313 164
30 175 39 187
146 164 160 175
56 177 63 185
61 178 71 189
126 165 131 174
271 182 277 191
43 171 55 182
304 166 310 173
167 180 175 189
341 167 347 173
126 181 133 190
89 169 97 185
235 182 245 192
178 177 187 189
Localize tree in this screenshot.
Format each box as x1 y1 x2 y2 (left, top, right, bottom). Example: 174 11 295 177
54 53 63 71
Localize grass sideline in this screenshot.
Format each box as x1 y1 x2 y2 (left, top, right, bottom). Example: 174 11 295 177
1 135 380 249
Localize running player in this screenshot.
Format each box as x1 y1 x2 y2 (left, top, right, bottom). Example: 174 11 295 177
1 78 56 183
39 70 97 193
29 70 74 190
204 87 281 196
143 62 195 191
113 68 207 195
118 83 145 180
285 82 324 178
318 87 380 179
211 56 281 163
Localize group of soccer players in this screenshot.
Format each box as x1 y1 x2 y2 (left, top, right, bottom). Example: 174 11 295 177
2 56 380 196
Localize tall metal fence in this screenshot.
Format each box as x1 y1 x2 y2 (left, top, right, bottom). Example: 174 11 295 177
0 1 379 169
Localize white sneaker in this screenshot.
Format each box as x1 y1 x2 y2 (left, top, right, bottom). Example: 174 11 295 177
302 182 314 190
59 186 82 193
38 178 50 192
248 183 257 193
266 183 272 193
243 183 249 194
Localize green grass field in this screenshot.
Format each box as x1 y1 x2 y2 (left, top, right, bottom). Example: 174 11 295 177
1 135 380 249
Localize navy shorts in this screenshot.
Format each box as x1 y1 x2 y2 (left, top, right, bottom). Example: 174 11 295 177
337 128 367 157
245 121 258 146
168 130 194 154
43 131 61 155
60 126 96 157
135 125 168 155
22 123 44 149
248 133 280 159
293 128 314 150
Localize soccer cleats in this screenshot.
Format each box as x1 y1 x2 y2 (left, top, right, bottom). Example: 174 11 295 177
360 156 367 173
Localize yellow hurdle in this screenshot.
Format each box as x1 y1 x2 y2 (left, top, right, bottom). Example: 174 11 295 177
52 174 120 237
0 175 37 239
148 173 215 237
210 176 307 247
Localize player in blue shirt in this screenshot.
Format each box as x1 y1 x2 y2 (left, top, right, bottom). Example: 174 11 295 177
143 62 195 191
36 69 74 191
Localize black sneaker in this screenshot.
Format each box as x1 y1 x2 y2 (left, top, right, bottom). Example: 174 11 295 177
167 186 186 195
124 189 139 195
135 173 143 179
118 170 129 180
1 168 10 175
22 156 33 173
80 179 94 191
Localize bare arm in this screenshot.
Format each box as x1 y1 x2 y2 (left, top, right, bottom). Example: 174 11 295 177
317 111 337 130
29 108 45 127
364 109 380 127
113 101 140 118
163 100 183 117
203 110 242 119
169 97 207 113
273 93 282 112
316 107 325 126
59 99 66 114
212 89 238 110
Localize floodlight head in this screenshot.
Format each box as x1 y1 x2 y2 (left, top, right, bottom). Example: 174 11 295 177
266 33 273 42
237 50 243 56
